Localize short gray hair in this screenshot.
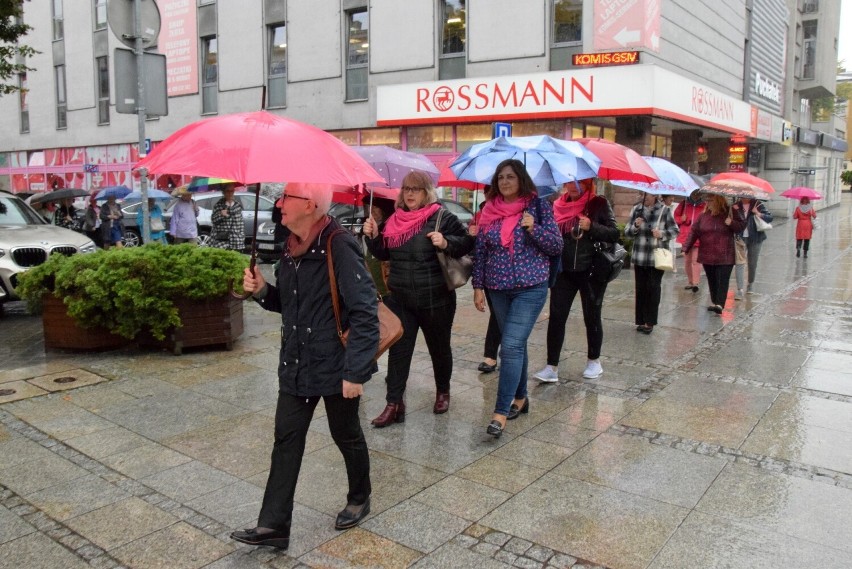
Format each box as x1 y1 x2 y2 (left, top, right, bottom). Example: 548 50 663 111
284 182 332 215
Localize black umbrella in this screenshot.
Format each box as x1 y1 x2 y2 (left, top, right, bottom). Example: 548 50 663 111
30 188 89 205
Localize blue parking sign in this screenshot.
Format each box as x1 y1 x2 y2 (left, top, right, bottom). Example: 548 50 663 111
493 122 512 139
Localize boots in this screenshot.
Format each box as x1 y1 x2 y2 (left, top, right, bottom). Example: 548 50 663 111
371 402 405 427
433 392 450 414
796 248 801 257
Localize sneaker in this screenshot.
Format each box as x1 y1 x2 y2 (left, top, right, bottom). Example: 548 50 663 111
734 289 743 300
746 284 753 294
534 365 559 383
583 359 603 379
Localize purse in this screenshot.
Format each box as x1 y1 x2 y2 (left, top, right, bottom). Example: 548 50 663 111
150 218 165 232
589 242 626 283
327 230 403 361
652 210 674 271
734 236 747 265
434 209 473 290
753 215 772 232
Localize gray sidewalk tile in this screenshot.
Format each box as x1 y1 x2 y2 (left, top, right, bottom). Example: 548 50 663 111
0 382 47 404
110 521 232 569
0 453 90 496
412 475 512 521
0 532 89 569
298 527 422 568
188 372 278 412
410 543 513 568
185 480 264 528
64 426 150 460
141 461 241 503
27 369 108 393
65 496 179 551
27 473 129 521
361 499 471 554
101 443 192 479
0 504 35 545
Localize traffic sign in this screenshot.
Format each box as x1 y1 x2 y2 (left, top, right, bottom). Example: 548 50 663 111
493 122 512 139
144 138 152 154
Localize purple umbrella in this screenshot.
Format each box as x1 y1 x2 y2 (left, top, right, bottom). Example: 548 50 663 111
351 146 440 187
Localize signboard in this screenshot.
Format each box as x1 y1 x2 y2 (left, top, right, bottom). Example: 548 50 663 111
594 0 661 52
158 0 199 96
797 127 819 146
572 51 639 67
114 48 168 116
493 122 512 138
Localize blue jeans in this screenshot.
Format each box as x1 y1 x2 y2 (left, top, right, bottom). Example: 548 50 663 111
488 283 548 416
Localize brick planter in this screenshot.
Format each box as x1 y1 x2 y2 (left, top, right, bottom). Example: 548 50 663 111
136 295 244 355
42 295 129 351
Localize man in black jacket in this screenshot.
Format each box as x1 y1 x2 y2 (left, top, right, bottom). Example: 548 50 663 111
232 182 379 550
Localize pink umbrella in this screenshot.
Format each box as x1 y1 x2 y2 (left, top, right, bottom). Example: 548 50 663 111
575 138 659 183
780 186 823 200
710 172 774 195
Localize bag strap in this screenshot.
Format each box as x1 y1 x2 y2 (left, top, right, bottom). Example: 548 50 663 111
434 207 444 232
326 229 348 342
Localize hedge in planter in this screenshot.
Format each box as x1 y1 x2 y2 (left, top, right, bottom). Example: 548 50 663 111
17 244 249 342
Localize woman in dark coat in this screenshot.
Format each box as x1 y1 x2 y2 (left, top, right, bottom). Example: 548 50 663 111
733 198 773 295
363 171 474 426
99 195 125 249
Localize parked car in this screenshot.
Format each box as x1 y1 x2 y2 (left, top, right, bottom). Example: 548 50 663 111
0 191 97 305
162 190 276 247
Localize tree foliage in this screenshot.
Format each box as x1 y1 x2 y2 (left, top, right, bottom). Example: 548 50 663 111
0 0 35 96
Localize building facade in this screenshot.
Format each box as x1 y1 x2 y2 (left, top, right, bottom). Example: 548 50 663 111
0 0 845 216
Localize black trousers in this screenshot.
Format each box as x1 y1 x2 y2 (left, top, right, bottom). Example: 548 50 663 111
796 239 810 252
703 264 734 307
483 291 501 360
546 270 608 362
257 392 370 531
633 265 664 326
384 295 456 403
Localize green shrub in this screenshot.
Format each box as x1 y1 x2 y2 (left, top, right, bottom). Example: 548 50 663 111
841 170 852 188
17 244 248 340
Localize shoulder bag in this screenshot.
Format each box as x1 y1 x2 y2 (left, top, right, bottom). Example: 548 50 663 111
589 241 627 283
434 209 474 290
327 230 403 361
753 214 772 232
734 235 747 265
150 218 165 232
652 210 674 271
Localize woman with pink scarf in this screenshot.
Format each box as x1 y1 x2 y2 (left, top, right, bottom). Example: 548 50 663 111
363 171 474 427
471 159 564 438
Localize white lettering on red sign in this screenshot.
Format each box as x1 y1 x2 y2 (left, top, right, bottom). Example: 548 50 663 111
414 77 594 113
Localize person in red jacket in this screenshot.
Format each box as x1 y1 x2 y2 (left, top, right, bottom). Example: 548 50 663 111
673 190 705 292
682 194 746 314
793 197 817 258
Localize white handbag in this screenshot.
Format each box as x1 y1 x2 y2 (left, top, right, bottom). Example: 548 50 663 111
652 210 674 271
754 215 772 232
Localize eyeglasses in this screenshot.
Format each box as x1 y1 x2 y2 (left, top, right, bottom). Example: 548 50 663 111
401 186 426 194
279 193 311 202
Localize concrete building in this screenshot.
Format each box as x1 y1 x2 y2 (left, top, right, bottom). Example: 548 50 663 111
0 0 845 216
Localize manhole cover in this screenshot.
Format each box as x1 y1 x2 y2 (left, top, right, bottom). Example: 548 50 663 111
53 376 78 384
0 388 16 396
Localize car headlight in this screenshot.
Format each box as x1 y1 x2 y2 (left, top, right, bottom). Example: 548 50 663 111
79 241 97 254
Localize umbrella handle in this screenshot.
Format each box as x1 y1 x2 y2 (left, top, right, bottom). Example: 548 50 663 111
230 182 262 300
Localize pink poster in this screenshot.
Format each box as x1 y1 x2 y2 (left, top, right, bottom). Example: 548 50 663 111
159 0 199 96
593 0 661 52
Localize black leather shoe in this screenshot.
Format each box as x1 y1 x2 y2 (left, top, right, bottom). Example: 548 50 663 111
507 398 529 420
230 527 289 549
335 498 371 530
486 419 504 438
478 361 497 373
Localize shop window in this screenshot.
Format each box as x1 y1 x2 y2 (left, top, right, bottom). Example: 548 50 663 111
268 24 287 108
346 9 368 101
330 130 359 145
201 36 218 114
361 128 400 148
407 125 453 154
456 124 491 153
570 123 584 139
512 120 567 138
96 56 109 124
440 0 465 80
52 0 63 40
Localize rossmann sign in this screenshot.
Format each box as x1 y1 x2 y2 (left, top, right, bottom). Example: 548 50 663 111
377 65 755 136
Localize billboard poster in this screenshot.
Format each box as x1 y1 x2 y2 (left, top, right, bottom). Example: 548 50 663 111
593 0 661 52
159 0 199 96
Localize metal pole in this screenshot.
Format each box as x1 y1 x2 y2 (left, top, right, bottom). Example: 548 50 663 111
134 0 150 244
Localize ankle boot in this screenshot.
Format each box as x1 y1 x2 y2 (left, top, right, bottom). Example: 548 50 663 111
433 392 450 414
371 402 405 427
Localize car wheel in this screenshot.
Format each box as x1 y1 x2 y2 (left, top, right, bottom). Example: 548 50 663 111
123 229 141 248
197 230 212 247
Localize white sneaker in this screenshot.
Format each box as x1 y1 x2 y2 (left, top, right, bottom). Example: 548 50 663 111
534 365 559 383
734 290 743 300
583 359 603 379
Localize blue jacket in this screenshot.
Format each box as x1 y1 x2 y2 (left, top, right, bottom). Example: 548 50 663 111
738 201 773 245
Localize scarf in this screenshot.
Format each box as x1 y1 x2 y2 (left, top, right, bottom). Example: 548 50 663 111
553 190 593 235
799 203 812 214
478 195 531 255
287 215 331 259
382 202 441 248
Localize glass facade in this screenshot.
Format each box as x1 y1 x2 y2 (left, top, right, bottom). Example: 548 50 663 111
268 25 287 108
346 9 368 101
55 65 67 129
96 56 109 124
202 36 218 114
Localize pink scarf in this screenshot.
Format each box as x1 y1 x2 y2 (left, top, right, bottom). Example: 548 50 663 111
553 191 593 234
478 195 531 254
382 202 441 248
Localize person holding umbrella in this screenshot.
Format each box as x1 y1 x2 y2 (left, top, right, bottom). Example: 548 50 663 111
169 186 199 244
99 195 125 249
234 182 379 549
673 190 705 292
793 197 817 257
136 198 168 244
733 198 773 295
53 197 79 230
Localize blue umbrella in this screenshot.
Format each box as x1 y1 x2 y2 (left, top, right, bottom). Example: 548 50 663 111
610 157 698 196
450 135 601 187
125 189 173 200
95 185 133 200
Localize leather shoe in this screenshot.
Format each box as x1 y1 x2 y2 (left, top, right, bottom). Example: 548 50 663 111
335 498 370 530
433 392 450 414
507 398 529 420
230 527 289 549
486 419 504 438
478 361 497 373
371 402 405 427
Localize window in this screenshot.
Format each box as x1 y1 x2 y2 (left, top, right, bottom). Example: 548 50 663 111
802 21 817 79
268 25 286 108
346 9 368 101
553 0 582 44
94 0 107 30
19 73 29 133
201 36 218 114
513 120 567 138
55 65 67 129
360 128 400 147
96 56 109 124
407 125 453 154
440 1 465 80
52 0 63 40
457 124 490 153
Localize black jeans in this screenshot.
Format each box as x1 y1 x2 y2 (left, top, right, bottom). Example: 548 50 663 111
258 392 370 531
384 294 456 403
483 291 500 360
633 265 664 326
703 264 734 307
796 239 810 252
546 270 608 362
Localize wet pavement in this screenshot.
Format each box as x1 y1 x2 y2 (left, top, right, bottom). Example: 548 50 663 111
1 194 850 569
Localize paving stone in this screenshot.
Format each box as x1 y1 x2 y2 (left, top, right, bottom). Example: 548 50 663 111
64 497 179 551
110 522 233 569
548 553 579 568
0 532 89 569
496 550 519 564
482 531 512 546
504 536 533 555
473 541 501 556
450 534 479 548
0 504 35 545
526 544 555 562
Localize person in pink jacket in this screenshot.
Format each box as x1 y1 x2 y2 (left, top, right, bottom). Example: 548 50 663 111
673 190 705 292
793 197 817 258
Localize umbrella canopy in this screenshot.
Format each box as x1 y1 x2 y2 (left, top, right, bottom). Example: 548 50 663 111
188 176 236 191
610 157 699 196
437 159 485 190
95 186 133 200
449 135 601 186
126 189 173 200
780 186 823 200
709 172 774 195
351 146 439 187
699 172 774 201
575 138 659 183
30 188 88 205
135 111 384 187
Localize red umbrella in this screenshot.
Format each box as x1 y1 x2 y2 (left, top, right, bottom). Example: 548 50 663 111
437 159 485 190
710 172 775 195
780 186 822 200
575 138 659 183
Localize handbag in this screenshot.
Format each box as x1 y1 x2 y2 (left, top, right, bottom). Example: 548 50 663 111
734 236 747 265
327 230 403 361
652 210 674 271
589 242 626 283
753 215 772 232
150 218 165 232
434 209 473 290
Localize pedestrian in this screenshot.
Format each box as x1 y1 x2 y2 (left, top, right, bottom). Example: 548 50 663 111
733 198 773 296
99 195 125 249
361 193 395 298
793 197 817 258
468 211 499 374
535 177 619 382
624 193 679 334
54 197 78 230
136 198 167 244
169 186 199 244
232 182 379 550
673 190 705 292
472 159 563 438
209 184 246 251
82 195 102 247
363 171 474 426
682 194 746 314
